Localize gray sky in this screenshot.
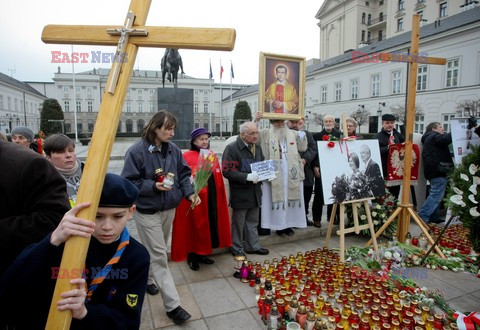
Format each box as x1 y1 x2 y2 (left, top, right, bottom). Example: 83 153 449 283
1 0 323 85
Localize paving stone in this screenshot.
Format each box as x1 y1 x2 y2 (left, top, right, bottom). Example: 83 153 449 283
205 309 263 330
160 319 209 330
413 275 466 300
149 284 202 328
226 276 257 308
427 268 480 293
472 289 480 299
189 278 247 317
169 261 187 286
178 261 224 284
446 294 480 313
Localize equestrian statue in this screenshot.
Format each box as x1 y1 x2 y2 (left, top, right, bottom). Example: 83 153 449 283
161 48 184 88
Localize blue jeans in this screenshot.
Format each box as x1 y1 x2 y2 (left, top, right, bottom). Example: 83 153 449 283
418 177 448 223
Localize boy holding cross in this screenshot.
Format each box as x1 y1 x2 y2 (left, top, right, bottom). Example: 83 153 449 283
0 173 149 329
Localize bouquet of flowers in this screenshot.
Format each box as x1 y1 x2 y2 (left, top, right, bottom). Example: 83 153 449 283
346 187 397 236
445 145 480 253
189 149 216 212
330 174 350 203
349 172 373 200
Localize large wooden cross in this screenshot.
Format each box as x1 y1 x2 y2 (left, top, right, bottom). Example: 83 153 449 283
366 15 446 257
42 0 235 327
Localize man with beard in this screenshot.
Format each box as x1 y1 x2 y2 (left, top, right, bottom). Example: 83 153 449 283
311 115 341 227
288 118 317 226
255 113 307 236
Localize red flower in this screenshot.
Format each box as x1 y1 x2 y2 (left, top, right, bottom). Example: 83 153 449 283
322 135 329 141
328 141 335 148
290 141 294 145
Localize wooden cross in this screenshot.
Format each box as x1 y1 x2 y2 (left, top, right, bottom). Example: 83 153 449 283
42 0 235 327
366 15 446 258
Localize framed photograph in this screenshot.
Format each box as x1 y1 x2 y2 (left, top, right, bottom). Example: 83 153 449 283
258 52 305 121
317 140 385 204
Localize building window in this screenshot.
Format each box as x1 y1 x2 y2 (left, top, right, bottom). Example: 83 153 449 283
392 71 402 94
137 119 145 132
87 101 93 112
417 66 427 91
194 102 199 113
367 14 371 24
126 119 133 133
378 30 383 41
64 101 70 112
126 101 131 113
150 101 155 113
88 122 94 132
351 79 359 99
195 122 200 129
417 10 424 20
379 0 384 5
76 101 81 112
367 31 371 42
366 1 370 6
321 86 327 103
77 123 83 133
7 97 11 110
138 101 143 112
14 99 18 111
398 0 405 10
204 122 209 129
0 95 3 109
414 115 425 133
361 30 365 42
446 58 459 88
65 123 71 133
335 82 342 101
371 74 380 97
442 114 455 132
439 2 447 17
397 18 404 31
362 13 366 23
379 12 384 22
203 103 208 113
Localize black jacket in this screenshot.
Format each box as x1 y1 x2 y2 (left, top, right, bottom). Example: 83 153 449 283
0 233 149 329
0 142 70 277
222 136 264 209
373 128 405 178
421 130 453 180
300 130 317 187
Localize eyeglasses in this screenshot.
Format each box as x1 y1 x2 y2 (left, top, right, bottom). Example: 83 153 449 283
246 131 259 136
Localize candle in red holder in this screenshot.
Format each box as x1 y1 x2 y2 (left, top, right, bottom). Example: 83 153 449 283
411 236 419 246
154 168 165 183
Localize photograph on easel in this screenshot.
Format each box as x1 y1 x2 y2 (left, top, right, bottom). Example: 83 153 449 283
318 140 384 204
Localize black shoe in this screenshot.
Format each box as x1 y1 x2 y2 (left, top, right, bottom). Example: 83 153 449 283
146 283 159 295
187 259 200 271
258 227 271 236
285 228 295 236
313 220 321 228
276 229 286 236
233 271 241 279
245 248 269 255
197 255 215 264
307 220 314 226
166 306 191 324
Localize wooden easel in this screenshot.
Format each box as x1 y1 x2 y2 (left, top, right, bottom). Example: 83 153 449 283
366 15 446 259
324 198 378 262
42 1 235 328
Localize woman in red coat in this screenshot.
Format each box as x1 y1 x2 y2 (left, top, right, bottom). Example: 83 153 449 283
172 128 232 270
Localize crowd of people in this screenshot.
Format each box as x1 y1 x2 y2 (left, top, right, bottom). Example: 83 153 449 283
0 109 469 328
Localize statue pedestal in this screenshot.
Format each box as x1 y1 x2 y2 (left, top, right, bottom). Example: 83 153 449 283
172 139 190 150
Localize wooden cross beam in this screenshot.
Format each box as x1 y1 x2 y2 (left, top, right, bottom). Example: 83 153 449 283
42 0 235 328
366 15 446 258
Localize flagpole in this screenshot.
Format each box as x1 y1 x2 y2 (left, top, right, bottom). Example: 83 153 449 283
209 59 212 132
72 45 78 143
220 59 223 138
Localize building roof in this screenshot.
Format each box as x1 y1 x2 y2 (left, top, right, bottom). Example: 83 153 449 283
307 6 480 75
75 68 198 80
222 84 257 101
0 72 46 97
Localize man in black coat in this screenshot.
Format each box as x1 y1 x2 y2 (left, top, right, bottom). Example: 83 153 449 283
311 115 341 227
288 118 317 226
417 122 453 223
360 144 385 198
222 122 269 256
0 141 70 277
373 114 405 198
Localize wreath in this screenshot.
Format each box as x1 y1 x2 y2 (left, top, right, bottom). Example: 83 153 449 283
445 145 480 253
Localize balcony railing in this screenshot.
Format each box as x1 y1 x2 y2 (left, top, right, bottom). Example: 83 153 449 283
368 15 387 26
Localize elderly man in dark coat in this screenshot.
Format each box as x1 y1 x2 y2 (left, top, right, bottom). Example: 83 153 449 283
222 122 269 256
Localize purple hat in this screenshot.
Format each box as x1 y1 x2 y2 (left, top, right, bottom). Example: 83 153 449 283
190 128 211 142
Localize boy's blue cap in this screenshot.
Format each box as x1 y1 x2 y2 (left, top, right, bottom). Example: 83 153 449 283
99 173 139 208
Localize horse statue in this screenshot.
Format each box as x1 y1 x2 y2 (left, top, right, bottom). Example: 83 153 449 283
161 48 184 88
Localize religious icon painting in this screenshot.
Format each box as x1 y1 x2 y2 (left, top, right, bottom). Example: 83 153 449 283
317 140 384 204
258 52 305 121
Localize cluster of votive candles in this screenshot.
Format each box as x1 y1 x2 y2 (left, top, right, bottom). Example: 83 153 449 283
237 248 455 330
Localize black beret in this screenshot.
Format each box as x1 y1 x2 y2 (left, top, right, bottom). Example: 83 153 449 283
99 173 139 208
382 114 396 121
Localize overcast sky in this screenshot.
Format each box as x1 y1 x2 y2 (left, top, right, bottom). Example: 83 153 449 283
1 0 323 85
